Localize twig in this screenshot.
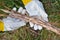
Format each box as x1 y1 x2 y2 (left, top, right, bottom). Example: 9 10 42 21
1 9 60 35
0 14 8 17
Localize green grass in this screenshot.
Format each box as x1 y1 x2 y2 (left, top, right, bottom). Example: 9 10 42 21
0 0 60 40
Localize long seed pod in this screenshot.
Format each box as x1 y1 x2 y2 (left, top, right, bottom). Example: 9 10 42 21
1 9 60 35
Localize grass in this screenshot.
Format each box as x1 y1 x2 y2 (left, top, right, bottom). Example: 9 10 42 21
0 0 60 40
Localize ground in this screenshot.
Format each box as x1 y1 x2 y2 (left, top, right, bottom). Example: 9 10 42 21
0 0 60 40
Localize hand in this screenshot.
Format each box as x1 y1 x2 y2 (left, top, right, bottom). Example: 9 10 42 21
24 0 48 30
2 7 27 31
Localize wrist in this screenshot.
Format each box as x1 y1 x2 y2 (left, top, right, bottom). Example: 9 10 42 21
0 20 4 31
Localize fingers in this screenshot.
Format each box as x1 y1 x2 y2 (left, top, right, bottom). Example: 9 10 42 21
12 7 17 11
34 24 38 30
11 7 27 21
22 9 26 14
18 7 26 14
34 24 43 30
29 22 43 30
18 7 23 13
29 22 34 27
12 7 27 15
37 25 42 30
12 7 27 21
